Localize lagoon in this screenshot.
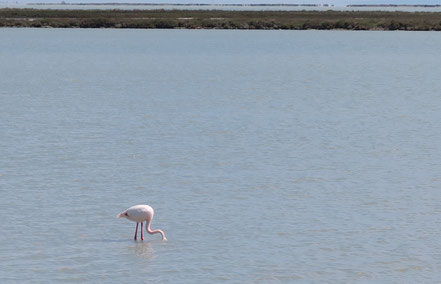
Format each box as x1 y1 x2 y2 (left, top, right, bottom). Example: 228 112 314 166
2 29 441 282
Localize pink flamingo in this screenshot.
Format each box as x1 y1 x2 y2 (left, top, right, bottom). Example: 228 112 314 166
116 204 167 241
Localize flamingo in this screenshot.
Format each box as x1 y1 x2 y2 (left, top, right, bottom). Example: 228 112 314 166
116 204 167 241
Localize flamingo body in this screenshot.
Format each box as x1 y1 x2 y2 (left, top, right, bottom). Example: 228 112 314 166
117 204 167 241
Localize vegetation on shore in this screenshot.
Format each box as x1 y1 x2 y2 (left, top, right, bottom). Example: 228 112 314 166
2 8 441 30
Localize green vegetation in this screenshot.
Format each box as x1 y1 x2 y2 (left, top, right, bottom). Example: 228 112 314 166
1 8 441 30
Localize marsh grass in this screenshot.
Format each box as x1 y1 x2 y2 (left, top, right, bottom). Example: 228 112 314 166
1 8 441 30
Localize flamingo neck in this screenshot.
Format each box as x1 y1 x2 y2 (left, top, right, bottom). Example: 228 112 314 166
146 219 167 241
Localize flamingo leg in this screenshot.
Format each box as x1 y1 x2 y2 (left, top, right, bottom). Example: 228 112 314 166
134 222 139 240
141 222 144 240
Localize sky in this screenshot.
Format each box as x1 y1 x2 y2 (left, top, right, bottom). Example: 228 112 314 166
12 0 441 5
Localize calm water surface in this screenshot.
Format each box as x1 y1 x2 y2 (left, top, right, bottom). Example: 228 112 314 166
2 29 441 282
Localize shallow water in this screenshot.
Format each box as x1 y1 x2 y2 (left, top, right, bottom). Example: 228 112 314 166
2 29 441 282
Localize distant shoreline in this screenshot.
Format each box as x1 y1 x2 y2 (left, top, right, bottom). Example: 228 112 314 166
2 9 441 30
29 3 332 6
